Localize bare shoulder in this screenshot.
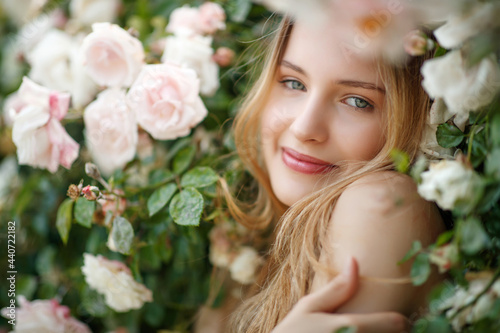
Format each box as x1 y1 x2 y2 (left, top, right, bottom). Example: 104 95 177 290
317 171 447 314
334 171 444 244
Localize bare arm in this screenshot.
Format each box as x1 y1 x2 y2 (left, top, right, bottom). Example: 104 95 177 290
310 171 446 317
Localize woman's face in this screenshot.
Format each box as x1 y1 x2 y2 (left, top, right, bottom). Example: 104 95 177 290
261 20 387 207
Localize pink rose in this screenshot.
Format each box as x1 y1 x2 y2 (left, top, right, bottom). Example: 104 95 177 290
166 2 225 36
166 5 201 35
81 22 145 88
404 30 434 56
126 62 208 140
198 2 226 34
98 189 127 217
12 77 79 173
2 92 26 127
1 296 91 333
84 88 138 176
213 46 235 67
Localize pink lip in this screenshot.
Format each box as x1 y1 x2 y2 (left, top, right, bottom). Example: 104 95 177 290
281 147 335 174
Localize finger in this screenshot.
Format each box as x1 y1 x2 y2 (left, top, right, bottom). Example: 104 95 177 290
297 256 359 313
334 312 410 333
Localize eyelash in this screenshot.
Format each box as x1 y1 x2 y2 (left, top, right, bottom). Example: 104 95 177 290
278 79 374 111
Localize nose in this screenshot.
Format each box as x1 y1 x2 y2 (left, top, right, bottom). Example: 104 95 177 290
289 93 329 143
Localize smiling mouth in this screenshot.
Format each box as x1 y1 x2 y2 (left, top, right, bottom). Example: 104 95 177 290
281 148 337 175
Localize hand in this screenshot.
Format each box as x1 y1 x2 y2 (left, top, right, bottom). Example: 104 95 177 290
271 257 409 333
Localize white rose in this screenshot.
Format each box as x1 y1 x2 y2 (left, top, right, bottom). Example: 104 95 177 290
26 29 98 109
434 2 500 49
69 0 121 27
421 51 500 121
1 295 91 333
417 160 482 211
166 5 201 36
1 0 47 26
229 246 263 285
81 22 145 88
161 32 220 96
126 62 208 140
81 253 153 312
84 88 137 177
12 77 79 173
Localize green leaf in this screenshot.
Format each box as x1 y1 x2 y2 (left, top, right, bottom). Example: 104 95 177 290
398 240 422 265
56 199 74 245
169 187 204 226
413 316 452 333
16 275 37 299
110 216 134 255
74 198 95 228
148 169 175 186
227 0 252 22
173 145 196 174
485 148 500 179
411 253 431 286
459 217 489 255
436 230 454 246
335 327 357 333
390 149 410 173
433 45 447 58
180 166 219 188
147 183 177 217
436 123 464 148
491 113 500 146
477 179 500 213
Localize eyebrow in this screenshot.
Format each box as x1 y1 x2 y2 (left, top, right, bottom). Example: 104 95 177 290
280 60 386 94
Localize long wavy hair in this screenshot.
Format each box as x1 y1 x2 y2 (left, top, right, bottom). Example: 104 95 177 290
218 15 433 333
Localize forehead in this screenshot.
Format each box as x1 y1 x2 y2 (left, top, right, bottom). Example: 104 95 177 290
282 21 381 83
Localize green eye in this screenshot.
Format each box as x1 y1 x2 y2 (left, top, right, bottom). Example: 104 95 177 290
280 80 306 91
345 97 372 109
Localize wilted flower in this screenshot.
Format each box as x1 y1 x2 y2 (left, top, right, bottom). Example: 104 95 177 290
67 184 81 200
84 88 138 176
0 296 91 333
126 62 208 140
229 246 264 285
417 159 482 212
11 77 79 173
81 253 153 312
82 185 99 201
428 243 459 273
81 22 145 88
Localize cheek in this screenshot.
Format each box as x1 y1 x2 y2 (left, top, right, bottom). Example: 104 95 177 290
334 113 385 160
260 100 294 145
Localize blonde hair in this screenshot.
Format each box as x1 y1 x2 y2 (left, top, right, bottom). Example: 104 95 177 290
218 16 432 333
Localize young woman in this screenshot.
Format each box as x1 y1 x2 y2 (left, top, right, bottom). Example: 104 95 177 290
206 13 446 333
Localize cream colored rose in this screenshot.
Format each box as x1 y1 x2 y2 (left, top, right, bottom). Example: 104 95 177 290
417 160 482 211
126 62 208 140
161 32 220 96
26 29 98 109
1 296 91 333
70 0 121 27
229 246 263 285
81 253 153 312
1 0 47 27
421 51 500 122
166 5 201 36
12 77 79 173
434 2 500 49
84 88 137 176
81 22 145 88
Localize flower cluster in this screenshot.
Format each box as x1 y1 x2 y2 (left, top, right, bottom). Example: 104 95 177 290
4 0 228 176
